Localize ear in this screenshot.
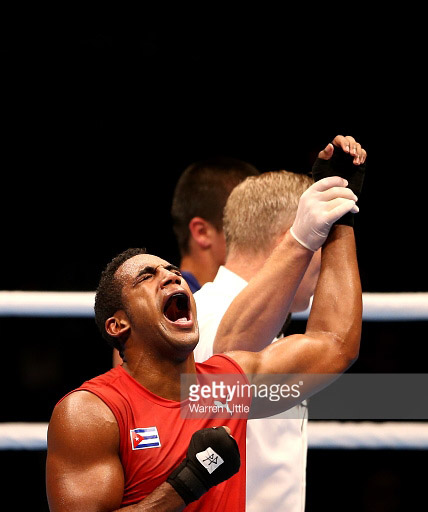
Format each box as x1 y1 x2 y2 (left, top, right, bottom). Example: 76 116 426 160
105 310 131 338
188 217 215 249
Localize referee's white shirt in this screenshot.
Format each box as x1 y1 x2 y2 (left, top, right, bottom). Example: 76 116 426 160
194 266 308 512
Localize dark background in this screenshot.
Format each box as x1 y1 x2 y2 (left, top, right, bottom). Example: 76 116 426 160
1 24 427 511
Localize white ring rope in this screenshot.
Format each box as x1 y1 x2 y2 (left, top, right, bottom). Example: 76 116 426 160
1 291 427 450
0 291 95 317
296 292 428 321
307 421 428 449
2 422 428 450
0 423 49 450
1 291 428 320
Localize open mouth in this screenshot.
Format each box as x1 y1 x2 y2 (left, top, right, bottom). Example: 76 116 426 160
163 292 191 324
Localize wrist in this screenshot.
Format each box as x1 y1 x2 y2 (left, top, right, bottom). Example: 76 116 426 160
288 227 317 253
334 211 355 227
167 460 208 505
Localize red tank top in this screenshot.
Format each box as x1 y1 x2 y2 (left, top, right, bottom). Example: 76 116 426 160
69 354 249 510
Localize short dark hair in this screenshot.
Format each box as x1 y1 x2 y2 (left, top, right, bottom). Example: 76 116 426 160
171 157 259 255
94 248 147 358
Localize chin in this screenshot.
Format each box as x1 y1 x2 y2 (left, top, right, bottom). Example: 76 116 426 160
167 329 199 357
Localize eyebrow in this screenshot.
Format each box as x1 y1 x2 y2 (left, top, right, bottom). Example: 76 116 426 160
132 264 181 286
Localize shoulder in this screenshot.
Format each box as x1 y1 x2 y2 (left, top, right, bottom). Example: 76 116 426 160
194 268 247 323
194 283 236 328
193 281 216 306
198 353 250 377
47 393 124 511
54 389 116 419
222 350 260 376
181 271 201 293
49 390 119 452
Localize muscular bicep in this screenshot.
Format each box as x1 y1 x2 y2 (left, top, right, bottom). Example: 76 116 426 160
230 332 346 375
227 332 351 417
46 391 124 512
257 332 349 374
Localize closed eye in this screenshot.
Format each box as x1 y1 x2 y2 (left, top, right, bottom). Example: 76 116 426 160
132 264 182 287
133 266 157 286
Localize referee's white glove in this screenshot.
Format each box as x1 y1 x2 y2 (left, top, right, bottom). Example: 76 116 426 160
290 176 358 252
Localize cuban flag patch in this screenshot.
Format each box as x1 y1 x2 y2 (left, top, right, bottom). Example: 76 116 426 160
130 427 161 450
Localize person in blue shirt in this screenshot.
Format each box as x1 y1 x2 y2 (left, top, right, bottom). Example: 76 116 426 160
171 157 259 292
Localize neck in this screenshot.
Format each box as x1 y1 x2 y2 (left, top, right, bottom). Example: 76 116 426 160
180 253 222 287
122 349 197 402
224 249 270 282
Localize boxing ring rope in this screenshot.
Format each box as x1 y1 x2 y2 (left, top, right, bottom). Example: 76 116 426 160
3 421 428 450
1 291 428 450
1 291 428 320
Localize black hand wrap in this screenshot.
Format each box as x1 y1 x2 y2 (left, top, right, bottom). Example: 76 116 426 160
312 146 367 226
167 427 241 505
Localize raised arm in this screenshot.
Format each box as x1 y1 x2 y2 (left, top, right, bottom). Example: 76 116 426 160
225 136 366 414
230 223 362 416
212 228 313 353
212 175 357 354
255 223 361 375
213 140 362 354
